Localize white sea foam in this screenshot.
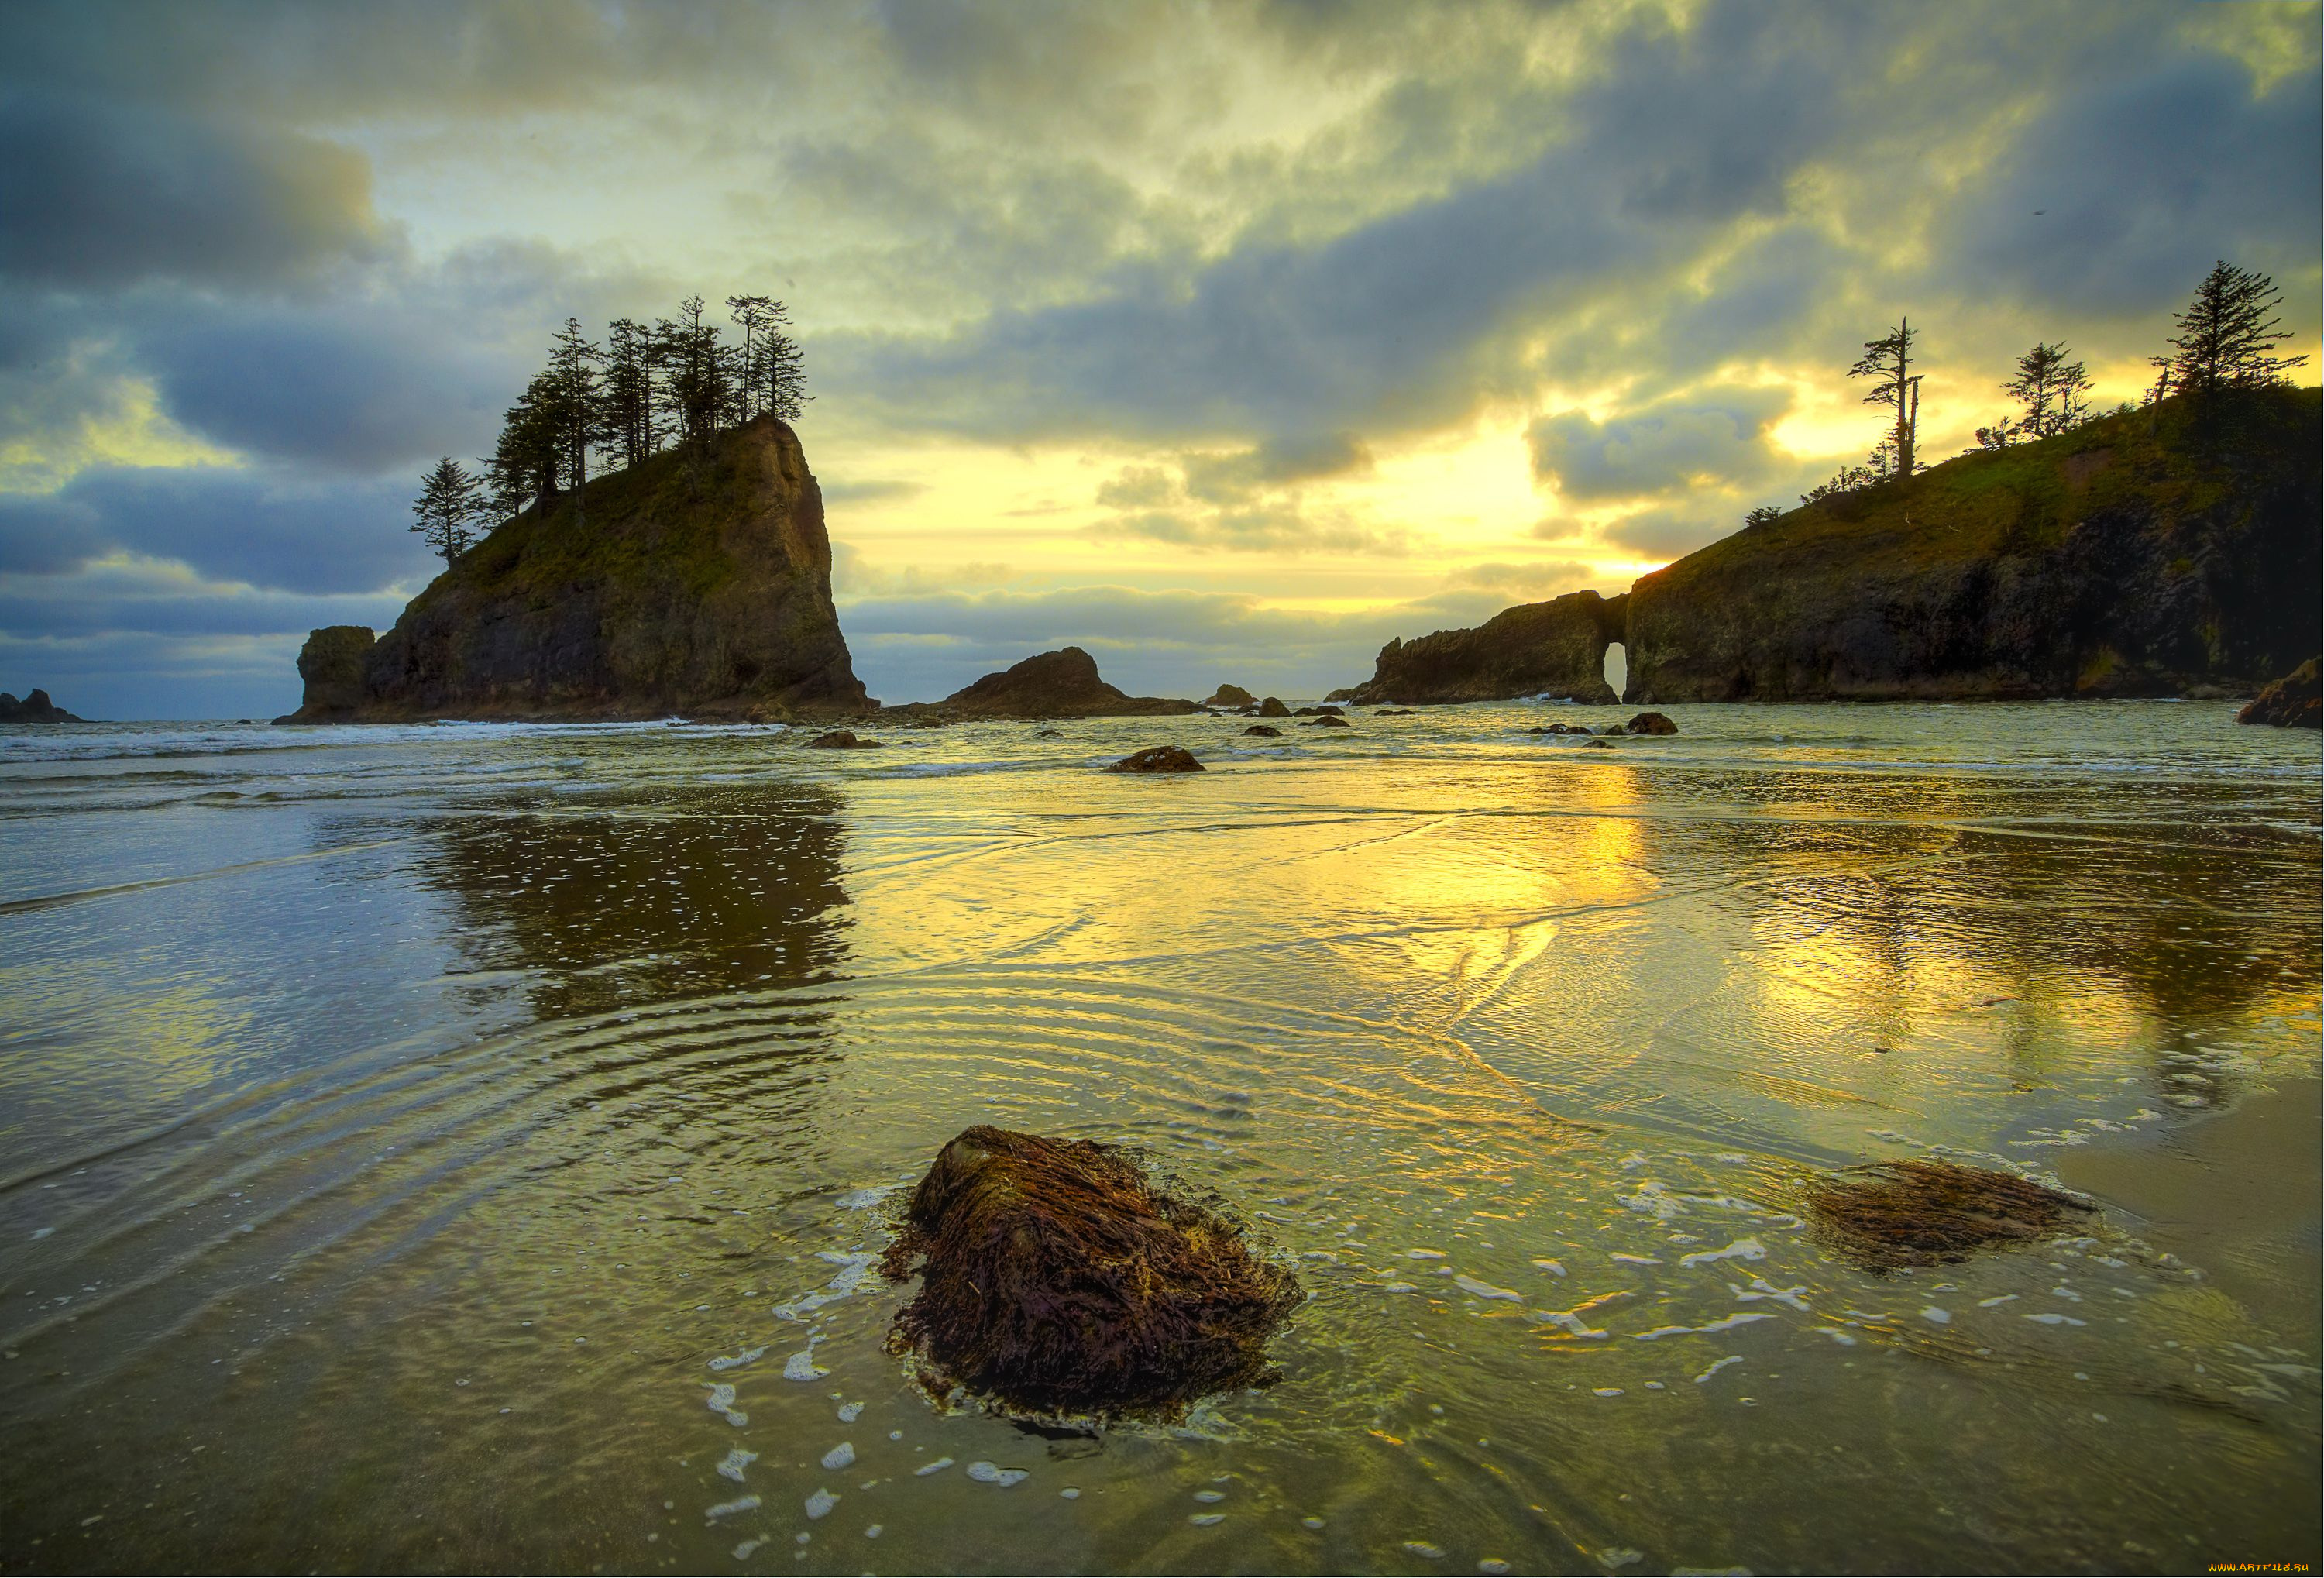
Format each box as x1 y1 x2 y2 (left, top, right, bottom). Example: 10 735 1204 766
821 1442 855 1471
1679 1237 1766 1268
966 1461 1028 1487
804 1489 837 1520
717 1448 758 1483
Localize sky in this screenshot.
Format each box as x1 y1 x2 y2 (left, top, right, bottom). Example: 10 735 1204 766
0 0 2317 717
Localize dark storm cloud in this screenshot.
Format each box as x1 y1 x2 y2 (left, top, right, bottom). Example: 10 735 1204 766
1952 51 2322 317
1528 387 1791 501
0 92 391 289
141 308 515 474
0 467 428 593
837 0 1862 444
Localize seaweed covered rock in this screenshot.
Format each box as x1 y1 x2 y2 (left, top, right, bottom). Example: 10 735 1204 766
2236 658 2320 727
1805 1159 2095 1271
881 1126 1303 1418
1106 745 1203 773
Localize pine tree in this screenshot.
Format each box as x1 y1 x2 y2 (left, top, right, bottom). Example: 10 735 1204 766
546 317 602 524
2003 342 2093 438
484 373 563 521
410 457 486 565
1848 319 1923 479
2157 261 2309 398
602 318 661 469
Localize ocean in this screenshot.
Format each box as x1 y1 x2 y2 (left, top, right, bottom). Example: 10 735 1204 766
1 700 2317 1574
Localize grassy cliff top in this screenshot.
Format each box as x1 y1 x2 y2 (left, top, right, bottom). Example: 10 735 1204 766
431 418 812 607
1643 383 2321 594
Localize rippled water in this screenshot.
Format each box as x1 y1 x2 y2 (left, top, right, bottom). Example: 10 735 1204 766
1 701 2317 1575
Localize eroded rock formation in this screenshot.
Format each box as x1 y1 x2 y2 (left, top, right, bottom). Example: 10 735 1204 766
279 417 869 722
1344 590 1624 706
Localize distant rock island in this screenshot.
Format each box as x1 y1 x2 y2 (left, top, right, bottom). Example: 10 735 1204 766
1346 590 1624 705
280 416 868 722
0 688 81 723
1344 387 2320 705
889 647 1197 721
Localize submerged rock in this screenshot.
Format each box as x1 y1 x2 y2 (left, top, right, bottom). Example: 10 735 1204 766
1291 704 1344 717
1373 707 1415 716
1583 738 1615 749
1624 711 1678 735
1106 745 1203 773
1256 697 1291 718
1034 727 1064 738
1804 1159 2096 1271
2236 658 2320 727
1302 715 1351 728
881 1126 1302 1418
1202 683 1257 708
1242 724 1282 737
806 729 881 748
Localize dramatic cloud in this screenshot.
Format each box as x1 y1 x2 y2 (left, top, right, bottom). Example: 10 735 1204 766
1528 387 1792 501
0 0 2313 717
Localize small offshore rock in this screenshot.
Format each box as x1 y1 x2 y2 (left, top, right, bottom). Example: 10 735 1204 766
1624 711 1679 735
1034 727 1064 737
2236 658 2320 727
1584 738 1615 749
1106 745 1204 773
806 729 882 749
1373 707 1415 715
1243 724 1282 737
1202 683 1257 708
1303 715 1351 728
1256 697 1291 717
1291 704 1345 717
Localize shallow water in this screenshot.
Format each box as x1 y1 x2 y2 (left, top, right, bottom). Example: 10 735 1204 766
0 701 2317 1575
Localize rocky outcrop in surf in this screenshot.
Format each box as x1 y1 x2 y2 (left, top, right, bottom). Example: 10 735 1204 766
892 647 1196 720
1344 590 1624 706
0 688 83 723
2236 658 2321 727
278 416 868 722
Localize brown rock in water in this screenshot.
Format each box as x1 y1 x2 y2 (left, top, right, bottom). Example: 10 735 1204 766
1243 724 1282 737
1202 683 1257 708
1624 711 1678 735
1804 1159 2095 1271
1034 727 1064 738
1291 704 1344 717
806 729 881 748
1256 697 1291 718
1302 714 1351 727
1106 745 1203 773
880 1126 1302 1418
2236 658 2321 727
1583 737 1615 749
1373 707 1415 715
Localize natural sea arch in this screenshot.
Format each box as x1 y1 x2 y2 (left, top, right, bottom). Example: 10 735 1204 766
1603 641 1628 702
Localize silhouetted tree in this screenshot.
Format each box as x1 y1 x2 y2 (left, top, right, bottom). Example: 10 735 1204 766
1848 318 1923 478
546 317 604 524
486 372 564 520
2157 261 2308 400
411 457 486 564
1742 504 1781 529
2003 342 2092 438
602 318 661 469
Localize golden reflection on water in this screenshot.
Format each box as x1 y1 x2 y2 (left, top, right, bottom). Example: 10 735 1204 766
0 706 2316 1574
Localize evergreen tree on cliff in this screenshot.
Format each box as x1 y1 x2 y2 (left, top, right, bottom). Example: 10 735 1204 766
486 373 563 522
2158 262 2309 404
547 317 604 524
1848 318 1923 478
2004 342 2092 438
601 318 662 470
411 458 486 564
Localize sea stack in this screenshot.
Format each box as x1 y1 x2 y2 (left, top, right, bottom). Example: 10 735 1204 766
278 416 869 722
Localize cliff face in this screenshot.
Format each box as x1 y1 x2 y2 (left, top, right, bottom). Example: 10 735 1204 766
894 647 1198 719
1627 388 2321 703
280 417 868 722
1346 590 1625 705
